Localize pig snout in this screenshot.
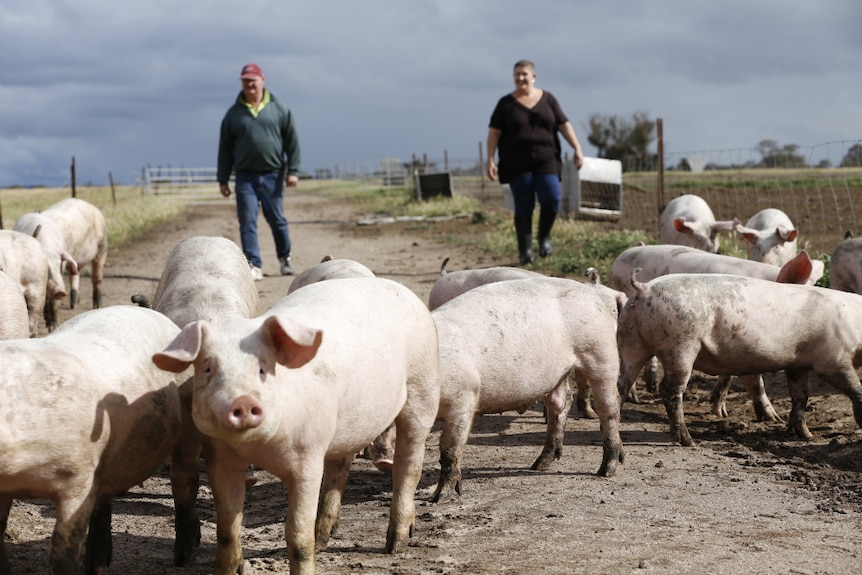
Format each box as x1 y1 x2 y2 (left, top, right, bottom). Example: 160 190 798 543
227 395 264 430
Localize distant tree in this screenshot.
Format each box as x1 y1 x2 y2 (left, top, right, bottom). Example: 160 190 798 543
840 144 862 167
586 112 656 169
756 139 807 168
676 158 692 171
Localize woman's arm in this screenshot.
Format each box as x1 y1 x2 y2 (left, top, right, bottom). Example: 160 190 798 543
486 127 502 181
559 121 584 169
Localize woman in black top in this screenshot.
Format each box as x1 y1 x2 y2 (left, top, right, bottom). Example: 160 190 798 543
487 59 585 265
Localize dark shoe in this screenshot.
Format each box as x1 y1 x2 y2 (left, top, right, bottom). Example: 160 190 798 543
539 237 553 258
514 215 534 266
279 256 294 276
537 209 557 258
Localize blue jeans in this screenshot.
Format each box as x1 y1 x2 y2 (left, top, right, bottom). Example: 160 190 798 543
508 172 561 218
234 169 291 268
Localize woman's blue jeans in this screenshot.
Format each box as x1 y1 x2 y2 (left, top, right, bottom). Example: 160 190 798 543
234 169 292 268
508 172 562 218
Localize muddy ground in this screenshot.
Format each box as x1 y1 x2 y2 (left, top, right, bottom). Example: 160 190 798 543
6 191 862 574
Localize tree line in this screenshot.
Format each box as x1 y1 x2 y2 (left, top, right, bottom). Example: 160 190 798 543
586 112 861 171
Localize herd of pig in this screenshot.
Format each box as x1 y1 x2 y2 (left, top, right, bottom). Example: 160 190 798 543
1 193 862 574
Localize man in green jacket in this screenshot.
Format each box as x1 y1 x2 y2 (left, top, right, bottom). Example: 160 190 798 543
217 62 301 279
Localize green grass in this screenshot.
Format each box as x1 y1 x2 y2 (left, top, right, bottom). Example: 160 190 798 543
1 185 187 248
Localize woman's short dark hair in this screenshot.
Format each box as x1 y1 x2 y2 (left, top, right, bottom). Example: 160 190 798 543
513 59 535 71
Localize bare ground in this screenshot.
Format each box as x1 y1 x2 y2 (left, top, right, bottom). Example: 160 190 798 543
6 192 862 574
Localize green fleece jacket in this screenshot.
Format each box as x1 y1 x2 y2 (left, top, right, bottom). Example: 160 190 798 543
217 89 301 183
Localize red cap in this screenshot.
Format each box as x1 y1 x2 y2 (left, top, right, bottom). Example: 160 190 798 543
240 63 263 79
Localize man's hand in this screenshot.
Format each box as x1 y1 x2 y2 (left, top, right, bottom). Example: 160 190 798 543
285 174 299 188
219 183 231 197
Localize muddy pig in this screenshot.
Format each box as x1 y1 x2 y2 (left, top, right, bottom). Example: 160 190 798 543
617 272 862 447
153 276 440 575
0 305 182 574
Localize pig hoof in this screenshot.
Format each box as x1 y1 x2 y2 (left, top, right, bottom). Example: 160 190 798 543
372 457 394 472
244 466 258 488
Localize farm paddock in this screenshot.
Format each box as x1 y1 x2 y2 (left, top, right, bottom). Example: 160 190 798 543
4 192 861 574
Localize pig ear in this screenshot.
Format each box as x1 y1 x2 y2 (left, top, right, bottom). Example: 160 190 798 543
777 226 798 242
62 252 79 276
673 218 695 235
775 250 813 284
263 315 323 369
735 224 759 245
153 320 205 372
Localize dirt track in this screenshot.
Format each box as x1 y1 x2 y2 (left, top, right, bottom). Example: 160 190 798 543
6 192 862 574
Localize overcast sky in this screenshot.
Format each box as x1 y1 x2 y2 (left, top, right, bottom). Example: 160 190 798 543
1 0 860 187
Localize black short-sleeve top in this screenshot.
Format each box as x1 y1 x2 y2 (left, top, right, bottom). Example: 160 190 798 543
489 91 568 184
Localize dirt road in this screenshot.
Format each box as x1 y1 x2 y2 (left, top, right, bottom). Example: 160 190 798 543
8 192 862 574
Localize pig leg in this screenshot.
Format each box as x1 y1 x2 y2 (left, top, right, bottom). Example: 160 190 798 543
170 388 203 566
433 406 475 503
589 366 624 477
51 489 98 575
817 367 862 430
785 369 813 439
208 453 250 575
0 494 12 572
315 454 354 551
617 352 652 406
368 423 396 472
91 251 106 309
573 371 598 419
739 375 782 422
388 389 437 553
44 297 59 333
282 458 325 575
709 375 733 418
532 377 573 471
659 368 694 447
83 495 112 574
69 270 80 309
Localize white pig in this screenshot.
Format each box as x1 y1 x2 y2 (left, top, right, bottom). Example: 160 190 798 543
0 229 65 335
735 208 798 266
150 235 261 566
14 198 108 324
609 244 824 295
659 194 739 253
0 305 182 574
610 244 823 417
428 276 623 502
829 233 862 293
287 254 375 294
152 277 440 575
0 269 29 339
616 272 862 447
426 260 625 420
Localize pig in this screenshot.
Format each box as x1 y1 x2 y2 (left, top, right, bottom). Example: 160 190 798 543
14 198 108 326
610 244 824 294
0 305 182 574
427 257 545 310
152 276 440 575
610 244 823 418
735 208 798 266
0 229 65 336
427 276 623 502
829 232 862 293
426 259 625 420
149 235 261 566
287 254 375 294
616 272 862 447
659 194 739 253
0 269 29 339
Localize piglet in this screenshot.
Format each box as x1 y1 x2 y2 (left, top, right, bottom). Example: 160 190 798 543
659 194 739 253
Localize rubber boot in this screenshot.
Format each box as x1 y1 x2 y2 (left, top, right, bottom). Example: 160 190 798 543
537 209 557 258
514 215 534 265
